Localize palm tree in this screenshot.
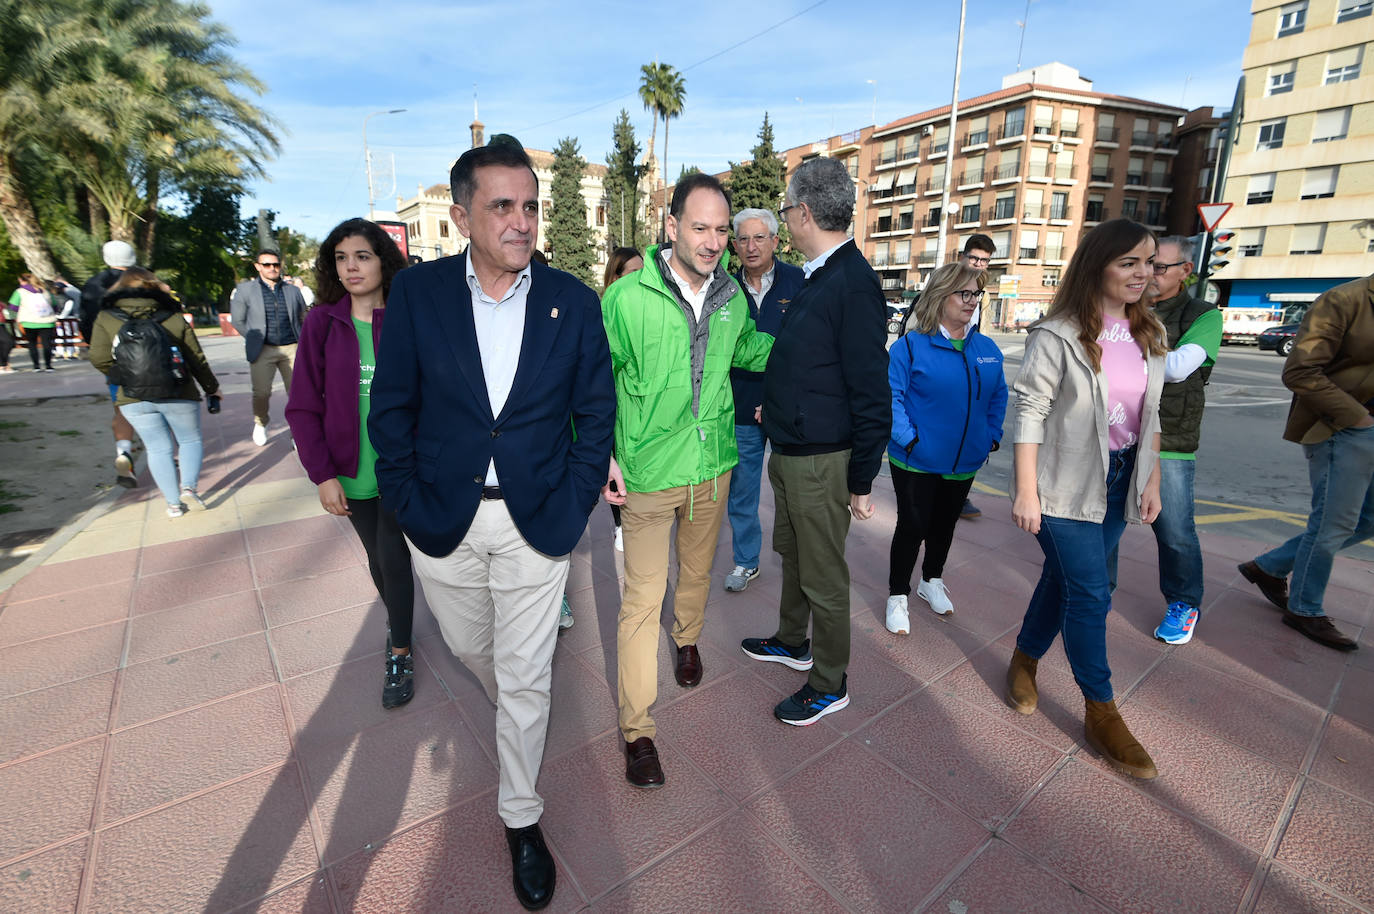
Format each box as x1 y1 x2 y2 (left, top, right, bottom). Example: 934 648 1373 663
637 62 665 175
637 62 686 242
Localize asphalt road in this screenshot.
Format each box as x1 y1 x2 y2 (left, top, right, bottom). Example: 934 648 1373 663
969 330 1374 564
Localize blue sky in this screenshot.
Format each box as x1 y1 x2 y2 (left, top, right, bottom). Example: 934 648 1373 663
209 0 1255 240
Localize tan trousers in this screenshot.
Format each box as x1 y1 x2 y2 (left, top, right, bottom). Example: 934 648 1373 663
617 471 730 741
405 500 568 828
249 343 296 426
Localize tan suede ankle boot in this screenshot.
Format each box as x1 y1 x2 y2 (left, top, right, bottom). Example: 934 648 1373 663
1084 699 1158 780
1005 649 1039 715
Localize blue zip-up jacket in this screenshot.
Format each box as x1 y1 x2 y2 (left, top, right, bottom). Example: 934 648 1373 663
888 328 1008 475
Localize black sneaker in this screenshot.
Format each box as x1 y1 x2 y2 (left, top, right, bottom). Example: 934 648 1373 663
774 676 849 726
383 652 415 708
741 636 814 671
959 498 981 520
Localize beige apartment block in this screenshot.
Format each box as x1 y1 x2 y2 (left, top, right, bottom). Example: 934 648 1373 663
860 64 1186 321
1223 0 1374 303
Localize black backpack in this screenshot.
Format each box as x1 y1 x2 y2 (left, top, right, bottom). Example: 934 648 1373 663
110 309 187 399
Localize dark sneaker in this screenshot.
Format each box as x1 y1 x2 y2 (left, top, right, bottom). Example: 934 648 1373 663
1239 560 1288 611
724 565 759 592
741 636 814 671
383 652 415 708
1282 611 1358 651
774 676 849 726
959 498 981 520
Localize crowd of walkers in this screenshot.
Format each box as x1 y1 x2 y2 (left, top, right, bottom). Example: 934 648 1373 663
10 134 1370 911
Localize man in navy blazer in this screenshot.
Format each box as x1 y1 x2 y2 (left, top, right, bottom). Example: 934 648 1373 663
369 138 614 912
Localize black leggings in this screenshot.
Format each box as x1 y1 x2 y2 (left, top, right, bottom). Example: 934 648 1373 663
610 501 621 527
888 464 975 596
23 326 54 369
346 496 415 650
0 324 12 366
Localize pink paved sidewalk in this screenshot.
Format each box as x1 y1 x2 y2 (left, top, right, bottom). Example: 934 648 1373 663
2 391 1372 913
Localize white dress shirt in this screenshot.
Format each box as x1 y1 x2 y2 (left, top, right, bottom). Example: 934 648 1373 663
802 239 850 279
741 262 776 302
663 256 709 322
466 258 531 485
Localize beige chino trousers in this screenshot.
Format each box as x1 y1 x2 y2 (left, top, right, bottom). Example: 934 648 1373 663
617 471 730 741
249 343 296 426
405 499 569 828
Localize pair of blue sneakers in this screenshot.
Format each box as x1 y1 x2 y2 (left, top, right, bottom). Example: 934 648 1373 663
1154 601 1200 644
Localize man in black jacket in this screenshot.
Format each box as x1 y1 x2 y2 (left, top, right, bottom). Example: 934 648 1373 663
741 156 891 725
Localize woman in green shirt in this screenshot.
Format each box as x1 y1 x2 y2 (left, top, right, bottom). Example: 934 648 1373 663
286 219 415 709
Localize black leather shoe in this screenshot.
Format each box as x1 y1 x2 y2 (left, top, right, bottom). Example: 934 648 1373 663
625 736 665 788
505 823 555 911
1283 611 1359 651
674 644 702 687
1239 560 1289 611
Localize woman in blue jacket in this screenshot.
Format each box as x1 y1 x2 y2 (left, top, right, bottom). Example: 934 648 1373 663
885 262 1007 634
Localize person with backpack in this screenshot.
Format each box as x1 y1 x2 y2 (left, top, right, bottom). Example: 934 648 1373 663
89 268 220 517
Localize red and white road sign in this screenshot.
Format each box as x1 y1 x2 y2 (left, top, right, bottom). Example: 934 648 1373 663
1197 202 1233 232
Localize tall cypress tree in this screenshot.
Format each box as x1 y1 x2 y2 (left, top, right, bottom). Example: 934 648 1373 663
548 136 596 284
725 113 802 264
604 110 643 254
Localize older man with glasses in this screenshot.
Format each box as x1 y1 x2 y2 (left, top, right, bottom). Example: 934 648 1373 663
723 208 806 593
230 250 308 445
1107 235 1221 645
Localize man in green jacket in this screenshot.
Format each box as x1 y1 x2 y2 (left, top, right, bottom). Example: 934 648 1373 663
602 173 774 788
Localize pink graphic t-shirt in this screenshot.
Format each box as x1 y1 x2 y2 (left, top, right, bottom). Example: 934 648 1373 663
1097 315 1146 451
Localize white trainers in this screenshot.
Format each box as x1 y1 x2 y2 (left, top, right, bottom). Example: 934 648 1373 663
181 488 206 510
614 525 623 552
885 594 910 635
558 595 574 630
917 578 955 615
166 503 186 518
251 423 268 446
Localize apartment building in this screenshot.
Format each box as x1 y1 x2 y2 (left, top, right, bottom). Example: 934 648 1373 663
1221 0 1374 309
861 63 1187 324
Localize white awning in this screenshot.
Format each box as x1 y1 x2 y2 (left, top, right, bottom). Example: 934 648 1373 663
873 173 896 191
896 167 918 185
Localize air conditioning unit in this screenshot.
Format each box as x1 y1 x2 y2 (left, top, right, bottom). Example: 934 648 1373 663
1051 142 1063 153
922 125 935 136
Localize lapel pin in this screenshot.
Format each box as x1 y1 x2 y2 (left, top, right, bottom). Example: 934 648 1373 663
550 307 559 318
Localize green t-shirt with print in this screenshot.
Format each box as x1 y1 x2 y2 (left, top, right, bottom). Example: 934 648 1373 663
338 318 379 500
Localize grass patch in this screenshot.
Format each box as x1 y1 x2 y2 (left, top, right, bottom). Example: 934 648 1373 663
56 430 81 436
0 479 30 514
0 420 28 430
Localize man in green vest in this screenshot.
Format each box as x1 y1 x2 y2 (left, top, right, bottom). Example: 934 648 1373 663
1121 234 1222 644
601 173 774 788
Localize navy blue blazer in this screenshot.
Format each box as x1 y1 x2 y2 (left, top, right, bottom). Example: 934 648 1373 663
368 254 615 558
730 259 805 424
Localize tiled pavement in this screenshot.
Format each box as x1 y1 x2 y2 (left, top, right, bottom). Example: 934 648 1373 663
2 388 1372 914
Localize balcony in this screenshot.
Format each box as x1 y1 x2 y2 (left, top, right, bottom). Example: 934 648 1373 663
1022 205 1048 221
1130 131 1154 147
956 169 985 187
1048 204 1070 221
923 176 948 193
1125 172 1145 186
924 211 943 228
1085 204 1107 223
872 255 890 268
998 123 1026 142
960 129 989 148
957 207 981 226
1095 125 1120 144
1027 162 1052 179
1089 167 1113 185
1059 123 1081 139
872 151 897 170
991 201 1017 221
994 161 1021 180
1044 245 1065 261
1018 247 1039 260
918 252 938 266
881 277 904 291
1053 164 1075 181
925 140 949 157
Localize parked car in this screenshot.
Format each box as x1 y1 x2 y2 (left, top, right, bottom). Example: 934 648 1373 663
886 303 908 335
1257 323 1301 357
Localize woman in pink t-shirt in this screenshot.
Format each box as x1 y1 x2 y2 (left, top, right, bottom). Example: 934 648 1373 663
1005 219 1168 780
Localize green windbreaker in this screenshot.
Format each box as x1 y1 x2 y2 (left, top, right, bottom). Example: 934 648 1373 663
602 244 773 493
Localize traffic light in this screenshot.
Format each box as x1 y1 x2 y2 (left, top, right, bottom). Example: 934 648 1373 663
1209 230 1234 275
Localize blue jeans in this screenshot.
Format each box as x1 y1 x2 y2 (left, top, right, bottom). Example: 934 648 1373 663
1107 457 1203 605
727 423 766 568
120 400 203 506
1016 447 1135 703
1255 425 1374 617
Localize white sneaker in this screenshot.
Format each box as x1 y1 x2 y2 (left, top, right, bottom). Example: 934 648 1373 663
181 488 206 510
917 578 955 615
558 595 574 630
614 525 624 551
251 424 268 446
166 503 186 518
885 594 910 635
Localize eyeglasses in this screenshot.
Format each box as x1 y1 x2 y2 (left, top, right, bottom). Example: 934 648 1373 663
964 254 992 266
257 261 281 269
1152 260 1186 274
778 204 798 221
736 233 774 248
953 289 985 304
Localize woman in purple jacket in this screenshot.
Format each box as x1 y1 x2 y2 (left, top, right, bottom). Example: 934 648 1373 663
286 219 414 709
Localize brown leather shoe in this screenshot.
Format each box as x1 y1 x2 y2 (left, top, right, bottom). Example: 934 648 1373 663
1005 648 1039 715
1084 699 1158 780
624 737 665 788
674 644 703 687
1283 611 1359 651
1239 560 1288 611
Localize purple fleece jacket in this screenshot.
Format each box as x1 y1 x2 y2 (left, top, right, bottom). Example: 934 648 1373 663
285 295 384 484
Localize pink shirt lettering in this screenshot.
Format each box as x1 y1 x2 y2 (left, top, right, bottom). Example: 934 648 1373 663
1097 316 1146 450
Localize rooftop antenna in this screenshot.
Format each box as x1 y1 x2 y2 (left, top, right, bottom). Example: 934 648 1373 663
1015 0 1032 71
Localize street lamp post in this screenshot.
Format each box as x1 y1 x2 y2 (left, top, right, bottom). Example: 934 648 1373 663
364 108 407 219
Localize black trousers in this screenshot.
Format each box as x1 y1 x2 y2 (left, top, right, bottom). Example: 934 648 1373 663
888 464 974 596
0 323 13 366
23 326 55 369
346 496 415 649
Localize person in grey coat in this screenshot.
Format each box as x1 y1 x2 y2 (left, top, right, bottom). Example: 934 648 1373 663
230 250 307 445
